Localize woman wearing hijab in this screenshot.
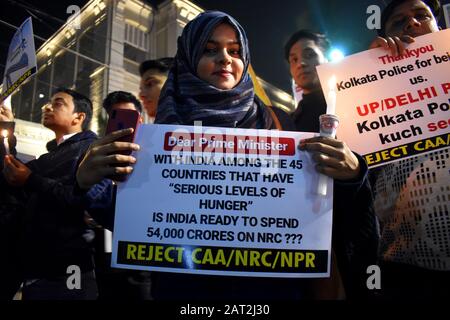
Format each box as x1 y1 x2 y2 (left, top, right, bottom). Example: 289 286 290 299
77 11 377 300
153 11 304 299
153 11 294 131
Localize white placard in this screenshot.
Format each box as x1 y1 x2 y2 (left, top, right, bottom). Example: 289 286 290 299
317 29 450 167
112 124 333 278
1 17 37 101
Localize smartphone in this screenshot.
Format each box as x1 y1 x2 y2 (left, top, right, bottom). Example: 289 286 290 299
104 109 140 181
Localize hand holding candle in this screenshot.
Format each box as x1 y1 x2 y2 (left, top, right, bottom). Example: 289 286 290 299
2 153 32 186
316 75 338 196
316 115 340 196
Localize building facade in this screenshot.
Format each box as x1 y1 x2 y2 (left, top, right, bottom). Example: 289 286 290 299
11 0 294 159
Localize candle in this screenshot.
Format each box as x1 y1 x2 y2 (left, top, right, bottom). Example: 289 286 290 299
317 174 328 196
326 75 337 115
316 76 337 196
2 129 10 155
316 113 340 197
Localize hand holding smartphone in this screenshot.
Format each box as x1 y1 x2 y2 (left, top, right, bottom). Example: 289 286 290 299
105 109 140 181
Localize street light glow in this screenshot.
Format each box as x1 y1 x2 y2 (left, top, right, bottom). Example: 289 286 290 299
329 48 345 62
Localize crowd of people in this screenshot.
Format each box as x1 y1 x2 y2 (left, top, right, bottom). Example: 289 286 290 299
0 0 448 300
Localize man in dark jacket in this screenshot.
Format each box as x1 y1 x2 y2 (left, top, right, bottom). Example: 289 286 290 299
91 91 154 300
1 88 98 300
285 30 380 299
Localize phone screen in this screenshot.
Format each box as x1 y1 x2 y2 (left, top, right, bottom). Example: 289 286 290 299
105 108 140 181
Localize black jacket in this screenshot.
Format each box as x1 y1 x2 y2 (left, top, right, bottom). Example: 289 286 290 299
1 130 98 279
291 90 327 133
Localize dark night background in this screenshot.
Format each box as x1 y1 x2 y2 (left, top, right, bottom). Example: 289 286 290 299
1 0 449 93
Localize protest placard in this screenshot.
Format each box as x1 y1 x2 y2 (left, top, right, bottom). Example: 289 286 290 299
317 29 450 167
111 124 333 278
1 17 37 102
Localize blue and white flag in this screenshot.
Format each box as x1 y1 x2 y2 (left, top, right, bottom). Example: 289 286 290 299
2 17 37 101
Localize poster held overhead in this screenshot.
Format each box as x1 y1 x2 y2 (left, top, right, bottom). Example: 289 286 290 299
317 29 450 168
1 17 37 103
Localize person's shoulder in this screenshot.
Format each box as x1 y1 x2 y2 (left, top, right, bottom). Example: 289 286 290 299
72 130 98 143
61 131 97 153
270 106 296 131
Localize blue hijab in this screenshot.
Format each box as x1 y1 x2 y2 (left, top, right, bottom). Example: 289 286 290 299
155 11 273 129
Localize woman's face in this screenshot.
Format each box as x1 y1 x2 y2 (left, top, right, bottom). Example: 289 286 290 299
196 23 244 90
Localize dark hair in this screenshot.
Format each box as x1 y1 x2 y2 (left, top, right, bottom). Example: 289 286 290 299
139 57 174 76
284 30 330 61
53 88 93 131
378 0 442 37
102 91 142 114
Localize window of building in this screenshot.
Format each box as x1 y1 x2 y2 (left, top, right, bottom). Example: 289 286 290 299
12 78 34 121
124 23 149 51
123 43 147 75
31 63 51 123
53 48 76 90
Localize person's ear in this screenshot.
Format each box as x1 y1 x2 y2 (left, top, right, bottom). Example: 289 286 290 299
73 112 86 126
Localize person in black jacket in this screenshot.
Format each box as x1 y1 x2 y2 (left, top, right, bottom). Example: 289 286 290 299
285 30 379 299
91 91 154 300
1 88 98 300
